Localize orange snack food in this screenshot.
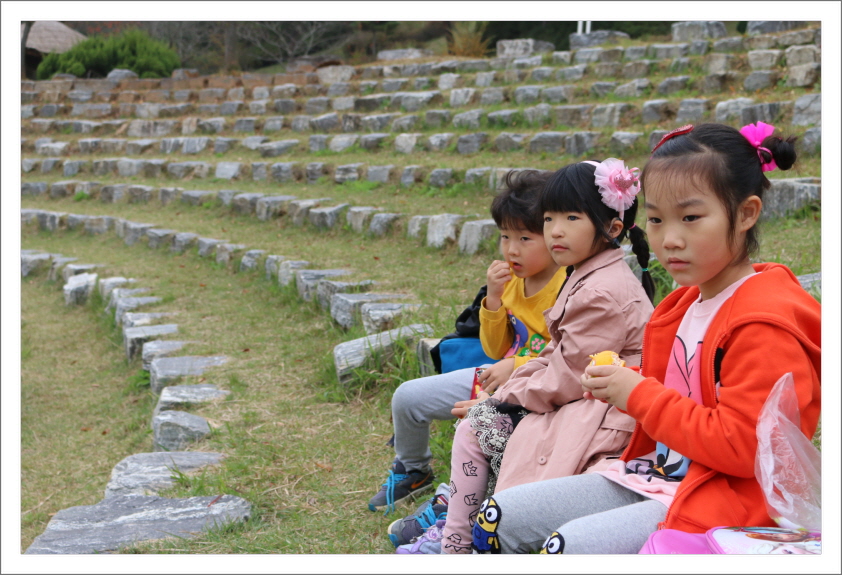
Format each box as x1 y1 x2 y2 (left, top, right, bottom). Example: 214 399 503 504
588 351 626 368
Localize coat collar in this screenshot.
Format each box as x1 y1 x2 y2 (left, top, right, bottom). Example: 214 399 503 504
546 248 626 322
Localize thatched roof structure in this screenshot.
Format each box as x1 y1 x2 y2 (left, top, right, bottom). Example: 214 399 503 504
22 21 86 54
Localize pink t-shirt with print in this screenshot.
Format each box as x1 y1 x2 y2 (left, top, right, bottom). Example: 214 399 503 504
597 273 757 507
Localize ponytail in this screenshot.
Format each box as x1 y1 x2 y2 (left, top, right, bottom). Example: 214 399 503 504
619 206 655 304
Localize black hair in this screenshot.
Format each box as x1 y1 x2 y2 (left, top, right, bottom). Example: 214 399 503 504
642 122 797 262
490 169 553 235
540 162 655 303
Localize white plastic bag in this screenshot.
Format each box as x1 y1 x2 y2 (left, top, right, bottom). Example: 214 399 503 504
755 372 821 531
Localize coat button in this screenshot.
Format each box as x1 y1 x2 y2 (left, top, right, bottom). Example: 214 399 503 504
538 456 547 465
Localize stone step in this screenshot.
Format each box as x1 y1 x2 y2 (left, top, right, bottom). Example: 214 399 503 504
797 272 821 294
141 340 193 371
24 494 250 554
329 292 413 330
21 251 52 277
361 302 424 335
63 272 97 305
149 355 229 394
123 324 179 362
417 337 443 377
152 410 212 451
105 452 225 498
122 312 176 328
112 297 163 326
153 383 231 419
316 279 376 311
294 268 352 302
333 324 433 385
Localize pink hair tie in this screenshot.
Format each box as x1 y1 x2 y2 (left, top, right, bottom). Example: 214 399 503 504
581 159 641 221
629 223 637 229
740 122 778 172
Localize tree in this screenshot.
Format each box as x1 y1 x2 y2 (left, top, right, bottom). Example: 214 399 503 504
21 21 34 79
236 21 353 65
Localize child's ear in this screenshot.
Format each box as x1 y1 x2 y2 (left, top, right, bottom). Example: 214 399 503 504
606 218 624 240
738 195 762 232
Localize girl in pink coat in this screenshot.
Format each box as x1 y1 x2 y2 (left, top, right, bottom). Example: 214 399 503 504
397 160 655 554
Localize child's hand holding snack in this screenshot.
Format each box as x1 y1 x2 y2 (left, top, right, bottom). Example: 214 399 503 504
452 391 491 419
478 357 516 393
485 260 513 312
580 351 644 412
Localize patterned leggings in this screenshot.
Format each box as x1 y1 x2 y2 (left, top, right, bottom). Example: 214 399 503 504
440 412 514 554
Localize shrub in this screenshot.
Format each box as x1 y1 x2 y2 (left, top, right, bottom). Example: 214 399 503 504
447 21 491 57
36 28 180 80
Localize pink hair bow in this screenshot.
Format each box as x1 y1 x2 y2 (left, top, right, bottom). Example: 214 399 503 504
582 158 641 220
740 121 777 172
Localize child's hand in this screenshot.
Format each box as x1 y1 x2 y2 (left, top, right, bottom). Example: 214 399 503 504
485 260 512 312
452 391 490 419
480 357 516 393
580 365 645 412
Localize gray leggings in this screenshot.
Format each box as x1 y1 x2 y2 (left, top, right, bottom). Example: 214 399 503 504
476 473 667 554
391 367 479 473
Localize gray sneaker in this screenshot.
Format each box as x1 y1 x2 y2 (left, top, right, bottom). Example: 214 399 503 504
367 458 434 513
388 483 450 547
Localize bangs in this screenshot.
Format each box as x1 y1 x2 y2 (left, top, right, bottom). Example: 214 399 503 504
641 153 725 199
539 166 593 215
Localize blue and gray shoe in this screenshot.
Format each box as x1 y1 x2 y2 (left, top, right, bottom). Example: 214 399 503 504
367 458 434 514
388 483 450 547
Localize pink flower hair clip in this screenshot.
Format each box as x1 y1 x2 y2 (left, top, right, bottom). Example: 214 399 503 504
740 121 777 172
581 159 641 220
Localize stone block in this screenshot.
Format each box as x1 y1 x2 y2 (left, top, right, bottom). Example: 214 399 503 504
170 232 198 254
777 29 816 47
785 45 820 66
801 127 821 154
458 219 498 255
306 162 327 183
295 269 352 302
346 207 379 232
335 163 364 183
98 277 134 299
609 131 643 153
671 21 727 42
746 21 807 35
712 37 744 52
622 60 652 79
648 43 689 60
270 162 301 183
657 75 690 95
715 97 755 122
105 452 224 498
615 78 651 98
786 63 820 88
317 279 376 310
642 99 676 123
21 182 48 196
591 103 634 128
123 312 175 329
196 238 227 258
676 98 710 123
457 132 488 154
21 252 52 277
494 132 528 152
565 131 600 156
452 109 485 129
84 216 113 235
231 193 264 215
407 215 430 239
290 115 313 132
792 93 821 126
146 228 175 249
310 112 340 132
426 214 466 248
330 293 411 330
368 213 402 236
425 109 451 128
238 249 266 273
764 178 821 219
259 139 299 157
555 105 593 127
305 97 330 115
397 91 443 112
124 324 179 361
394 133 421 154
401 165 424 188
278 260 310 286
256 195 297 221
748 50 784 70
476 89 505 110
215 162 243 180
333 324 433 384
113 297 163 326
450 88 477 107
740 102 783 125
309 204 350 229
428 168 453 188
381 78 408 92
23 493 249 555
63 273 98 306
153 411 211 451
744 70 779 91
360 133 389 150
475 71 497 87
426 133 454 152
541 85 575 104
529 132 566 153
128 185 156 204
366 164 394 183
125 222 157 246
391 114 419 132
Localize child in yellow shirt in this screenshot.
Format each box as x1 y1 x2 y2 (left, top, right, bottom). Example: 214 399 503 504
370 171 568 543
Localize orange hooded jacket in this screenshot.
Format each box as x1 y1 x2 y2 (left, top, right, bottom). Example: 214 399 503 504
622 263 821 532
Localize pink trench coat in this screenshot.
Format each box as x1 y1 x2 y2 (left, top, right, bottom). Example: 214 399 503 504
494 247 654 493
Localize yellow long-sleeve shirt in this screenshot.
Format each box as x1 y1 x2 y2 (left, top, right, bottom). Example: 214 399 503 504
479 267 567 369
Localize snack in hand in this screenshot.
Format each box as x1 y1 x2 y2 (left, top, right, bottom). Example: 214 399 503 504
588 351 626 369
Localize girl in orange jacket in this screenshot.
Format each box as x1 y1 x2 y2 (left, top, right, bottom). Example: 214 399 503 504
471 122 820 554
